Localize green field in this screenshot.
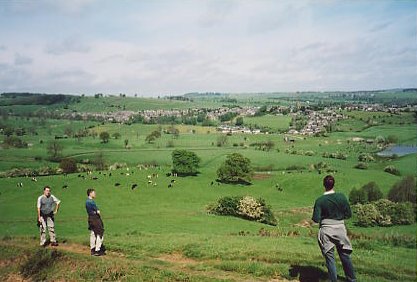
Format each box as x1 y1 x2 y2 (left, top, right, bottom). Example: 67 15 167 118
0 96 416 281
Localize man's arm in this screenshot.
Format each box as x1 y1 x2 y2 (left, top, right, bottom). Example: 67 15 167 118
52 195 61 214
311 201 321 223
37 196 41 221
344 196 352 219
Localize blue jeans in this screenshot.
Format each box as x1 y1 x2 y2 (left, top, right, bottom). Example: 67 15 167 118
324 245 356 282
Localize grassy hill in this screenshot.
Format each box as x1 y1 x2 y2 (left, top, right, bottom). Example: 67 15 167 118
0 96 416 281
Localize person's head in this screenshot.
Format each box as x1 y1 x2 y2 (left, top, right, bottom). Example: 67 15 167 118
323 175 335 191
43 186 51 197
87 188 96 199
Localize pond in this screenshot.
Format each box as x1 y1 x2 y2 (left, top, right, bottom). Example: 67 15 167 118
377 145 417 157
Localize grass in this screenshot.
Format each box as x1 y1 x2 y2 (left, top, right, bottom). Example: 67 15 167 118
0 105 416 281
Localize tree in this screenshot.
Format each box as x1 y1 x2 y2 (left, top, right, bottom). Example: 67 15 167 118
112 132 121 139
217 153 253 184
64 127 73 137
59 158 77 173
349 182 383 204
47 141 63 161
93 152 107 171
235 116 244 126
386 135 398 144
145 130 161 143
171 149 201 176
388 176 416 203
99 131 110 143
216 135 228 147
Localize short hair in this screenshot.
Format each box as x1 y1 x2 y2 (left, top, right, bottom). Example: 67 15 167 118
43 186 50 191
87 188 95 196
323 175 335 191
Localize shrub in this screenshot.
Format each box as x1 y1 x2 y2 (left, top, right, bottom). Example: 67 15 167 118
353 199 415 227
354 162 368 170
388 176 416 204
3 136 28 148
358 153 375 162
349 182 383 204
384 165 401 176
59 158 77 173
207 196 277 226
172 149 201 176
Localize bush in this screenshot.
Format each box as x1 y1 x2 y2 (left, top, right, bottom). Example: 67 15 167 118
384 165 401 176
354 162 368 170
349 182 383 204
3 136 28 148
353 199 415 227
59 158 77 173
358 153 375 162
207 196 277 226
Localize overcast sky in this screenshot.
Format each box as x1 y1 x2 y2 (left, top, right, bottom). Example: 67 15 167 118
0 0 416 96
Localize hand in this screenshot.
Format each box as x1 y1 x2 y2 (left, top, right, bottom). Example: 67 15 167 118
54 211 57 215
38 216 42 222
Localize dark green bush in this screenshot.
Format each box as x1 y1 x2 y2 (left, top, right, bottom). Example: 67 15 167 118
349 182 383 204
354 162 368 170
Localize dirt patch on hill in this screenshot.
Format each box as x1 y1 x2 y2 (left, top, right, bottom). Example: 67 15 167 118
253 173 273 180
156 252 199 265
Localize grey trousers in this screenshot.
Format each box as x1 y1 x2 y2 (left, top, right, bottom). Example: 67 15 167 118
40 216 56 245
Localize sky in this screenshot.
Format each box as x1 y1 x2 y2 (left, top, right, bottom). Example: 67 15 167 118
0 0 416 96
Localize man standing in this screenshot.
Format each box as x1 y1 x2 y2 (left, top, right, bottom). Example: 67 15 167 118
312 175 356 282
86 188 105 256
37 186 60 247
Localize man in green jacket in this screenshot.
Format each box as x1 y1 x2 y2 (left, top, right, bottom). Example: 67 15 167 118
312 175 356 282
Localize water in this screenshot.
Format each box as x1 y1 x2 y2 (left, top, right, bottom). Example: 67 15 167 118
377 145 417 157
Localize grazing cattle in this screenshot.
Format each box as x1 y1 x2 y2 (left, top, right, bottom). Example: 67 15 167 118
32 177 38 182
210 181 214 186
115 183 121 187
78 174 82 177
147 180 152 185
153 183 157 187
109 173 112 177
62 185 68 189
99 171 102 174
17 182 23 188
170 179 176 183
168 183 173 188
126 173 130 176
131 184 138 190
147 175 152 180
166 172 171 177
92 177 98 180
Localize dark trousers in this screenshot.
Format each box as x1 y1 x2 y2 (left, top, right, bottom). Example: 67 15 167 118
324 245 356 282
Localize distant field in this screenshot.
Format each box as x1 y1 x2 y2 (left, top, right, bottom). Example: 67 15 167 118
242 114 292 132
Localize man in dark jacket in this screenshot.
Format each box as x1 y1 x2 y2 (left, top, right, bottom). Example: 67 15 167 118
86 188 105 256
312 175 356 282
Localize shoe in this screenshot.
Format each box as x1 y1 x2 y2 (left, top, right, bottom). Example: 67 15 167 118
92 251 103 256
91 248 96 256
50 242 59 247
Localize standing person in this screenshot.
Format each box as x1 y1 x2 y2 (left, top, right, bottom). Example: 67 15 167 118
312 175 356 282
86 188 105 256
37 186 61 247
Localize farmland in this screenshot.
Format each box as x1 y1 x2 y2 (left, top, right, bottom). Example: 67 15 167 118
0 92 416 281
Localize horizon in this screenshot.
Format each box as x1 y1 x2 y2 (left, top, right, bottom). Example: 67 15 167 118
0 0 416 96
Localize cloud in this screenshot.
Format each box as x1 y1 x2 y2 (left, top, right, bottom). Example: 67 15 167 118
14 53 33 65
45 38 91 55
